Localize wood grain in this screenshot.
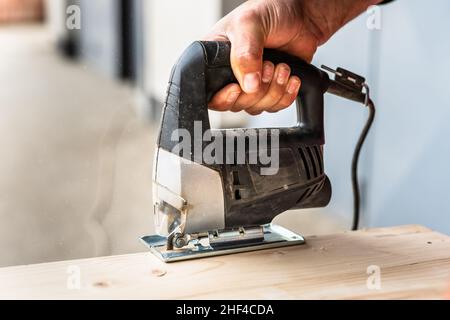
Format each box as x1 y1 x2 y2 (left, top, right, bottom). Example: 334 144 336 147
0 225 449 300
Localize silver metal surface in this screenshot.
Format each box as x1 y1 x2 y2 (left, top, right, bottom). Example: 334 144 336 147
153 148 225 235
208 226 264 247
140 224 305 263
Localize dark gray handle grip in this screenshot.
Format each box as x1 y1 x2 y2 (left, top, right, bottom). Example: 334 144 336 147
158 41 330 152
203 42 330 133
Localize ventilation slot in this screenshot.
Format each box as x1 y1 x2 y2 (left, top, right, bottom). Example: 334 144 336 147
311 183 321 195
232 171 240 185
233 137 238 165
305 186 316 198
309 184 317 196
316 180 324 193
306 147 318 178
297 188 311 203
313 146 323 175
298 148 312 180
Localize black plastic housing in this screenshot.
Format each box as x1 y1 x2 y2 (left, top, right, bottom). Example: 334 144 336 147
157 41 332 228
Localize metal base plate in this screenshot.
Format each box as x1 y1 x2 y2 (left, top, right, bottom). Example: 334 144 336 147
140 224 305 263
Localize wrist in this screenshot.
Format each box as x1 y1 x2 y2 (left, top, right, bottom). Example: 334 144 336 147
299 0 384 45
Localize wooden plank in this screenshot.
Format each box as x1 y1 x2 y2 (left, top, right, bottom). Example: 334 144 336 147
0 225 449 299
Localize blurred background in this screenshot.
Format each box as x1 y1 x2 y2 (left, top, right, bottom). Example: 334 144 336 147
0 0 449 267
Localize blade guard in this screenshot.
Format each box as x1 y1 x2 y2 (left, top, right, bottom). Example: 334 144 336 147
156 41 332 231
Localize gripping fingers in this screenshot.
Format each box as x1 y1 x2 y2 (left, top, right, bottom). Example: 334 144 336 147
208 83 242 111
230 61 274 112
245 63 291 114
208 62 301 115
267 76 301 113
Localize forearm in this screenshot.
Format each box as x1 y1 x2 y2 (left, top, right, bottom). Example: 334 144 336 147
300 0 384 44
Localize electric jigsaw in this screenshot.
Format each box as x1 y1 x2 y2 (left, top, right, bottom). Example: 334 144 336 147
141 41 375 262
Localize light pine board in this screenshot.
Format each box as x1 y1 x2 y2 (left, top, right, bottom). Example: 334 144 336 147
1 225 449 300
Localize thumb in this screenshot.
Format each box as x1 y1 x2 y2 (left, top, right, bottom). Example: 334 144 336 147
228 18 266 94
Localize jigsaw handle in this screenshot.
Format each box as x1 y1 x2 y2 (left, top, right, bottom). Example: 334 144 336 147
204 42 330 134
158 41 330 152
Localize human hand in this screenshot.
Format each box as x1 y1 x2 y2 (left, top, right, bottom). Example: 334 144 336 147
205 0 381 115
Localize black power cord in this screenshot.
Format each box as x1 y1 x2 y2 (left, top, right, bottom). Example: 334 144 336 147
351 94 376 230
321 66 376 231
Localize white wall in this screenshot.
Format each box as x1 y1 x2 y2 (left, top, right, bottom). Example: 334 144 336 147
143 0 221 102
364 0 450 233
